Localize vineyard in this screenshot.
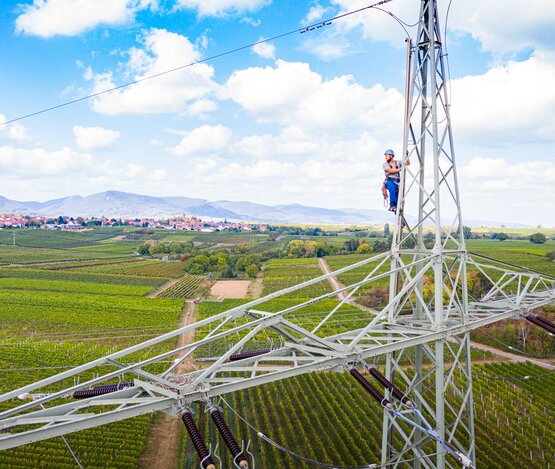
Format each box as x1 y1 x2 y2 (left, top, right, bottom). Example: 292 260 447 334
0 228 553 468
262 261 333 297
157 274 206 298
180 362 555 469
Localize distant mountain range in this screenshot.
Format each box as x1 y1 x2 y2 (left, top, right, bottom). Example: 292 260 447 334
0 191 530 227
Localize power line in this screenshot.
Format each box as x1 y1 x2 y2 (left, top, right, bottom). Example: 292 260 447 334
479 330 555 359
0 0 394 127
219 396 448 468
472 369 555 381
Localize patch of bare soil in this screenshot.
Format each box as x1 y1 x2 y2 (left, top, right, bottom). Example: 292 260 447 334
138 302 198 469
210 280 251 298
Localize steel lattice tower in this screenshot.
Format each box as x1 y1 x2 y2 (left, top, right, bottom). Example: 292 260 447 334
383 1 474 467
0 1 553 468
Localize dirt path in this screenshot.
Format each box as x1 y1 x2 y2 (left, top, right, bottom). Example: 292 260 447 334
318 258 377 314
248 270 264 299
463 339 555 370
147 278 179 298
139 301 198 469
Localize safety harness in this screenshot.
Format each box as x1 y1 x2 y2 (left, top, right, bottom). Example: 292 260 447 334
382 160 400 206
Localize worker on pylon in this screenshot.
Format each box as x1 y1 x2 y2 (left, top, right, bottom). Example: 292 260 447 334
382 149 409 213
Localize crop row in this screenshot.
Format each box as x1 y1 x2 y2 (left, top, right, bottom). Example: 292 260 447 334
265 257 319 266
181 362 554 468
157 274 205 298
0 267 165 287
0 246 132 265
0 277 152 297
0 228 128 249
0 289 183 335
76 260 186 278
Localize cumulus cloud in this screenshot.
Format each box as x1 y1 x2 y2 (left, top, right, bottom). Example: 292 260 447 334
459 156 555 224
224 59 403 135
88 28 217 115
451 56 555 144
331 0 555 55
174 0 270 17
330 0 418 47
448 0 555 55
0 114 29 142
0 145 92 176
169 124 232 156
251 39 275 59
185 99 219 118
302 4 334 25
15 0 157 38
148 169 167 181
73 125 121 150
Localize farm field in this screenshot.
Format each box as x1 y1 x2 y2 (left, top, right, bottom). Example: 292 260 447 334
181 362 555 469
262 260 333 297
0 228 186 468
0 228 553 468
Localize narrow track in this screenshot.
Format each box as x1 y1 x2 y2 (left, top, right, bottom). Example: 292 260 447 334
318 257 378 313
138 301 198 469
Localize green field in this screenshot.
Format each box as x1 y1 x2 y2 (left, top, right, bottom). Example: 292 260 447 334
0 228 553 468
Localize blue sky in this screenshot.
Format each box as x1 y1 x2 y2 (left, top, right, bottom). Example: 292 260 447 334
0 0 554 226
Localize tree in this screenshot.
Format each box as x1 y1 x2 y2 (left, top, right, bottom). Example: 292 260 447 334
529 232 547 244
185 255 210 274
356 243 373 254
517 320 531 351
546 251 555 261
344 238 360 252
286 240 306 257
384 223 390 238
245 263 259 278
496 232 509 241
463 226 472 239
220 265 236 278
137 243 150 255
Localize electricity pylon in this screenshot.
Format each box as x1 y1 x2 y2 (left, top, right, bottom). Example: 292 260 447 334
383 0 474 466
0 1 554 467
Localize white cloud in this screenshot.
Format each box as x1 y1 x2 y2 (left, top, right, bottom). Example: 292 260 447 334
301 34 353 61
0 146 92 176
451 56 555 144
251 39 275 59
330 0 418 47
15 0 157 38
148 169 167 181
169 124 232 156
331 0 555 55
0 114 29 142
174 0 270 17
448 1 555 55
224 59 403 134
459 156 555 224
73 125 121 150
240 16 261 27
89 28 217 115
185 99 219 118
302 4 334 25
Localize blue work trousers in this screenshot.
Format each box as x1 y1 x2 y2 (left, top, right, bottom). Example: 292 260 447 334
385 179 399 209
